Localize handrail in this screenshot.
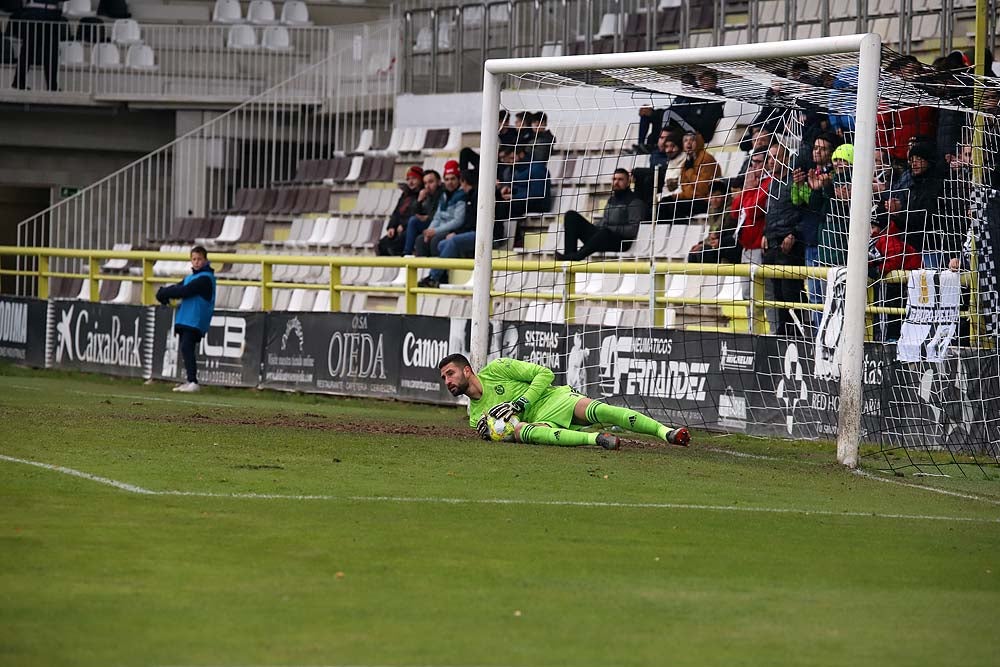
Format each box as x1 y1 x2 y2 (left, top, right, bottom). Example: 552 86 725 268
0 246 974 340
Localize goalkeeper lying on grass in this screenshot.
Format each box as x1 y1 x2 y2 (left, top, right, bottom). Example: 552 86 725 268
438 353 690 449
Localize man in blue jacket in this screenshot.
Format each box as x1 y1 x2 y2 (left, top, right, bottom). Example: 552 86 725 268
413 160 467 257
156 246 217 393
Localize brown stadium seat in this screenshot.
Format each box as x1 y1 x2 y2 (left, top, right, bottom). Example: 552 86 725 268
99 279 121 302
205 216 225 239
229 187 252 213
423 129 449 150
270 187 297 215
236 217 265 243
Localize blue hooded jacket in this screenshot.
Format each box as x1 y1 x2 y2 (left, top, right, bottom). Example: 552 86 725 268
157 264 216 334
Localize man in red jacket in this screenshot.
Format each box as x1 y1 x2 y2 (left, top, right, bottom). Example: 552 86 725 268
869 218 922 341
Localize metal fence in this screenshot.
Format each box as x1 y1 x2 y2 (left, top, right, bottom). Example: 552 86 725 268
400 0 999 94
0 18 336 103
15 19 399 293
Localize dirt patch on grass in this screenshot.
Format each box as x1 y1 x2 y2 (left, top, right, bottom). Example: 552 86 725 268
142 411 474 440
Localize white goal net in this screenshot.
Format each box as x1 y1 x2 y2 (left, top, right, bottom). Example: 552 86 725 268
467 36 1000 475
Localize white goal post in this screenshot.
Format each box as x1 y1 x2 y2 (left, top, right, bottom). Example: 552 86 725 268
470 34 883 468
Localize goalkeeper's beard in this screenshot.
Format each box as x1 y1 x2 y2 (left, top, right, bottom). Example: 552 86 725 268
447 376 470 396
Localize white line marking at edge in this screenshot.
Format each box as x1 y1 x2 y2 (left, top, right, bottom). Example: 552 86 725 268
3 454 999 524
854 469 1000 506
704 447 784 461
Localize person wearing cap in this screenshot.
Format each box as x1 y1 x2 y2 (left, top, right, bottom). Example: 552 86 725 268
377 165 425 256
418 170 479 289
816 144 855 269
412 160 466 258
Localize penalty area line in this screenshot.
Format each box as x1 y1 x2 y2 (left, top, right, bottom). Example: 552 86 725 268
3 454 1000 524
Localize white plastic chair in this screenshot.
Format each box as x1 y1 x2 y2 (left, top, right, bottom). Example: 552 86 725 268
262 25 292 51
91 43 122 68
247 0 276 24
227 25 258 50
595 13 620 39
62 0 95 18
280 0 311 25
125 44 157 70
59 41 86 67
213 0 243 23
111 19 141 45
352 128 374 154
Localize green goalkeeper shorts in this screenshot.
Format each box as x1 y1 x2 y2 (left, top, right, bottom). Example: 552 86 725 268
524 386 587 430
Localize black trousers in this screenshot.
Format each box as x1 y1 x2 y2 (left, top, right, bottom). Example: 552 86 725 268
764 245 806 337
12 14 65 91
377 231 404 256
177 327 201 383
563 210 626 260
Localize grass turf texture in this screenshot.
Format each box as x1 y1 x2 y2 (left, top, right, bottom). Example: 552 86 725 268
2 364 999 667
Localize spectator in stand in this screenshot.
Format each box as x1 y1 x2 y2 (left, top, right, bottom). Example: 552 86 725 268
816 144 855 269
459 111 519 173
791 132 841 331
513 111 536 150
656 130 722 224
631 127 683 205
376 165 424 256
884 140 945 267
12 0 68 91
495 146 552 245
732 152 769 267
399 170 442 255
869 218 921 342
529 112 556 163
412 160 466 258
762 145 806 337
557 168 646 261
419 171 478 289
633 69 725 152
878 55 938 168
156 246 216 393
732 127 773 189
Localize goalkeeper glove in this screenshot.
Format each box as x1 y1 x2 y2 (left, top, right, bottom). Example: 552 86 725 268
511 396 529 414
475 414 491 441
488 398 529 423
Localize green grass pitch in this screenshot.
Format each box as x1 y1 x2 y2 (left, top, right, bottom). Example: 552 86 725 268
2 363 999 667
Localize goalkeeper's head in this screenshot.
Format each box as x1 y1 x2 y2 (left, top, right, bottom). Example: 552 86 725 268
438 353 475 397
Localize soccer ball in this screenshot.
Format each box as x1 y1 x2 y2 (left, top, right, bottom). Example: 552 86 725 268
487 414 519 442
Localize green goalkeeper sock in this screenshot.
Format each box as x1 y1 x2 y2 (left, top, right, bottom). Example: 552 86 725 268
519 424 596 447
585 401 669 440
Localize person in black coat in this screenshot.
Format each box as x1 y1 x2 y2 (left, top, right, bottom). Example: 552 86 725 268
556 168 648 261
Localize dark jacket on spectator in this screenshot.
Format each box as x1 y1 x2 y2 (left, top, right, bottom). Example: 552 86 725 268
530 129 555 163
763 176 803 252
891 152 944 252
667 88 725 144
414 187 443 223
385 183 421 232
511 161 552 210
600 189 646 242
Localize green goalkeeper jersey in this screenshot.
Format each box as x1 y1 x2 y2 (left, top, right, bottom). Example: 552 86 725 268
468 357 559 428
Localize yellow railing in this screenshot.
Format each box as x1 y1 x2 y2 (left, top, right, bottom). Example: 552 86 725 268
0 246 973 338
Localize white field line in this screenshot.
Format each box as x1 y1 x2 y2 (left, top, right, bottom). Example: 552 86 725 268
854 469 1000 506
4 383 42 391
3 454 1000 524
704 447 784 462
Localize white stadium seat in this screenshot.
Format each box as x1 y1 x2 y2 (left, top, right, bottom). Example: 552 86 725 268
111 19 141 46
213 0 243 24
91 43 121 68
59 41 86 67
125 44 157 71
227 25 258 50
280 0 311 26
62 0 95 18
247 0 277 25
262 26 292 52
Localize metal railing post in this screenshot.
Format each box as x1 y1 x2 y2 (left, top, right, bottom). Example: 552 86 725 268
329 262 342 312
38 254 49 300
261 260 273 311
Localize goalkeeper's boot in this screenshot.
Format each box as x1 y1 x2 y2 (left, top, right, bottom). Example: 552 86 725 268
596 432 620 450
666 427 690 447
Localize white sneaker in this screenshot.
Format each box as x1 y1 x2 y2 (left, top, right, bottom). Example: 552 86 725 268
175 382 201 393
171 383 186 392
